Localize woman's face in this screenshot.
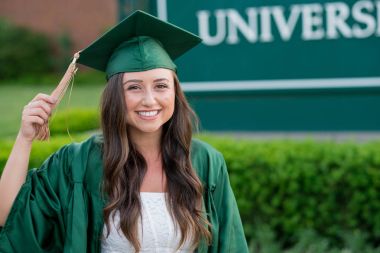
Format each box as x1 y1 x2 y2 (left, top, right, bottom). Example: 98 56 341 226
122 68 175 136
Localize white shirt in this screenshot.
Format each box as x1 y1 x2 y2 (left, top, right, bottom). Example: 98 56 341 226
101 192 195 253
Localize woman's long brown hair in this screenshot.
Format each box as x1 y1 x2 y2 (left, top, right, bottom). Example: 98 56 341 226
100 72 212 252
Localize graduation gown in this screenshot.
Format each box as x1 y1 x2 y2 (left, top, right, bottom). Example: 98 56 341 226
0 135 248 252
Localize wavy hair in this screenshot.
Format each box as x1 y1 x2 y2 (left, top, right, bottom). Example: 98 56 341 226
100 72 212 252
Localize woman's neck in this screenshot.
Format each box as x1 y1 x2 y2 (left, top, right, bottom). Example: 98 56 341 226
129 129 162 161
129 128 166 192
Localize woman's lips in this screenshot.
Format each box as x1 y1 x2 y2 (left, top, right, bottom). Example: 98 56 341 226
136 110 161 120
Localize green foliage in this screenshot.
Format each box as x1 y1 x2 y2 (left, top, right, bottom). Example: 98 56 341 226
55 32 74 73
0 19 54 80
49 108 100 135
199 135 380 249
0 20 105 85
0 135 89 173
249 224 380 253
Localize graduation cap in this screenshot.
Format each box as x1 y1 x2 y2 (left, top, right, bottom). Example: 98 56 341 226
78 10 202 79
35 10 202 141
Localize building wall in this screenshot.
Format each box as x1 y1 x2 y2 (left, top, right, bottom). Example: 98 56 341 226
0 0 117 50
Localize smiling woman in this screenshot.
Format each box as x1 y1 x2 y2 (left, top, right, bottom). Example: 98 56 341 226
122 69 176 135
0 10 249 253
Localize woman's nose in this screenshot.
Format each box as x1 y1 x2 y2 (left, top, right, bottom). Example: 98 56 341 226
141 90 156 106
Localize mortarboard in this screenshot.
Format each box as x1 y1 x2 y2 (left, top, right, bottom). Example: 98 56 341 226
35 10 202 141
78 10 202 79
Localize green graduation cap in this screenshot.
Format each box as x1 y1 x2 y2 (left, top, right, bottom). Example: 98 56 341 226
77 10 202 79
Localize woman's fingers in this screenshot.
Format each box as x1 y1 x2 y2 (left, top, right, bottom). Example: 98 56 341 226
25 93 57 118
25 100 53 116
18 93 57 142
24 115 45 126
30 93 57 105
23 107 49 122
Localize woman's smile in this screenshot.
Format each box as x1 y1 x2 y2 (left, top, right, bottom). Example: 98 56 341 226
136 110 161 119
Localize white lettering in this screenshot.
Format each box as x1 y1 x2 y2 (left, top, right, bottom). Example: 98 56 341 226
196 1 379 45
272 5 301 41
197 10 226 46
352 0 376 38
326 2 352 39
376 0 380 36
260 7 274 42
301 4 324 40
226 9 258 44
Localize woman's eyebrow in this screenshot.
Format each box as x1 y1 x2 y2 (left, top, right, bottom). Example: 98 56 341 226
153 78 169 83
123 79 143 85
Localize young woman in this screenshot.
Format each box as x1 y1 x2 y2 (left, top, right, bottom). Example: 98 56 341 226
0 10 248 253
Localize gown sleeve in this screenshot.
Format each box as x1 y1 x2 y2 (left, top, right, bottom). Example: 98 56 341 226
212 155 249 253
0 144 73 253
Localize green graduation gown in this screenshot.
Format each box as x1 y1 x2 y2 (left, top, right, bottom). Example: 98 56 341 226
0 135 248 252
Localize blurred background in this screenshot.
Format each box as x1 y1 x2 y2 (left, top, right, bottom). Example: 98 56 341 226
1 0 380 252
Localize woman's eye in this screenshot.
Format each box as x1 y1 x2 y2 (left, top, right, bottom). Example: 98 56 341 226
156 83 168 89
126 85 140 90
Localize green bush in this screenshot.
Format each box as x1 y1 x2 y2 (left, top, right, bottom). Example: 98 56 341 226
249 224 380 253
0 19 54 80
49 108 100 134
0 135 89 172
1 134 380 250
199 135 380 249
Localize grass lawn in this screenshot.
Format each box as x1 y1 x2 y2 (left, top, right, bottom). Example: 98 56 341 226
0 83 105 139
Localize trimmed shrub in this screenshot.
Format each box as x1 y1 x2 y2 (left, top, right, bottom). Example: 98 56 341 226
49 108 100 134
199 135 380 248
249 224 380 253
0 19 53 80
0 135 89 172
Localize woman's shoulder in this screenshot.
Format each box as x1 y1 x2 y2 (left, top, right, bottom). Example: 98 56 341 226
52 134 101 158
65 133 103 165
64 133 103 152
190 138 226 187
191 138 223 158
40 134 102 181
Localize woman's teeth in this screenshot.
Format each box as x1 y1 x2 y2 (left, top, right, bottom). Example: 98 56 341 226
138 110 159 117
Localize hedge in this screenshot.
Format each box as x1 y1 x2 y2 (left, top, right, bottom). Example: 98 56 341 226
198 135 380 248
0 135 89 171
1 134 380 249
0 19 53 80
49 108 100 134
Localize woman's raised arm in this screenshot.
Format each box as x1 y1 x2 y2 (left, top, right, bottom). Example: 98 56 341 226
0 93 56 226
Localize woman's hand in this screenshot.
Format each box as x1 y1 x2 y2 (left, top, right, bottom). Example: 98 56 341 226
18 93 57 143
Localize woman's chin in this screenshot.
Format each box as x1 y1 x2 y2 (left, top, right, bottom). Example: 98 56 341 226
129 125 163 135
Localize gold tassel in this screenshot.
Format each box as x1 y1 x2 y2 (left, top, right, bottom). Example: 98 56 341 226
35 52 80 141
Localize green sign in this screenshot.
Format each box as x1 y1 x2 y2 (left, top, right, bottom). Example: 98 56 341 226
150 0 380 131
153 0 380 89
